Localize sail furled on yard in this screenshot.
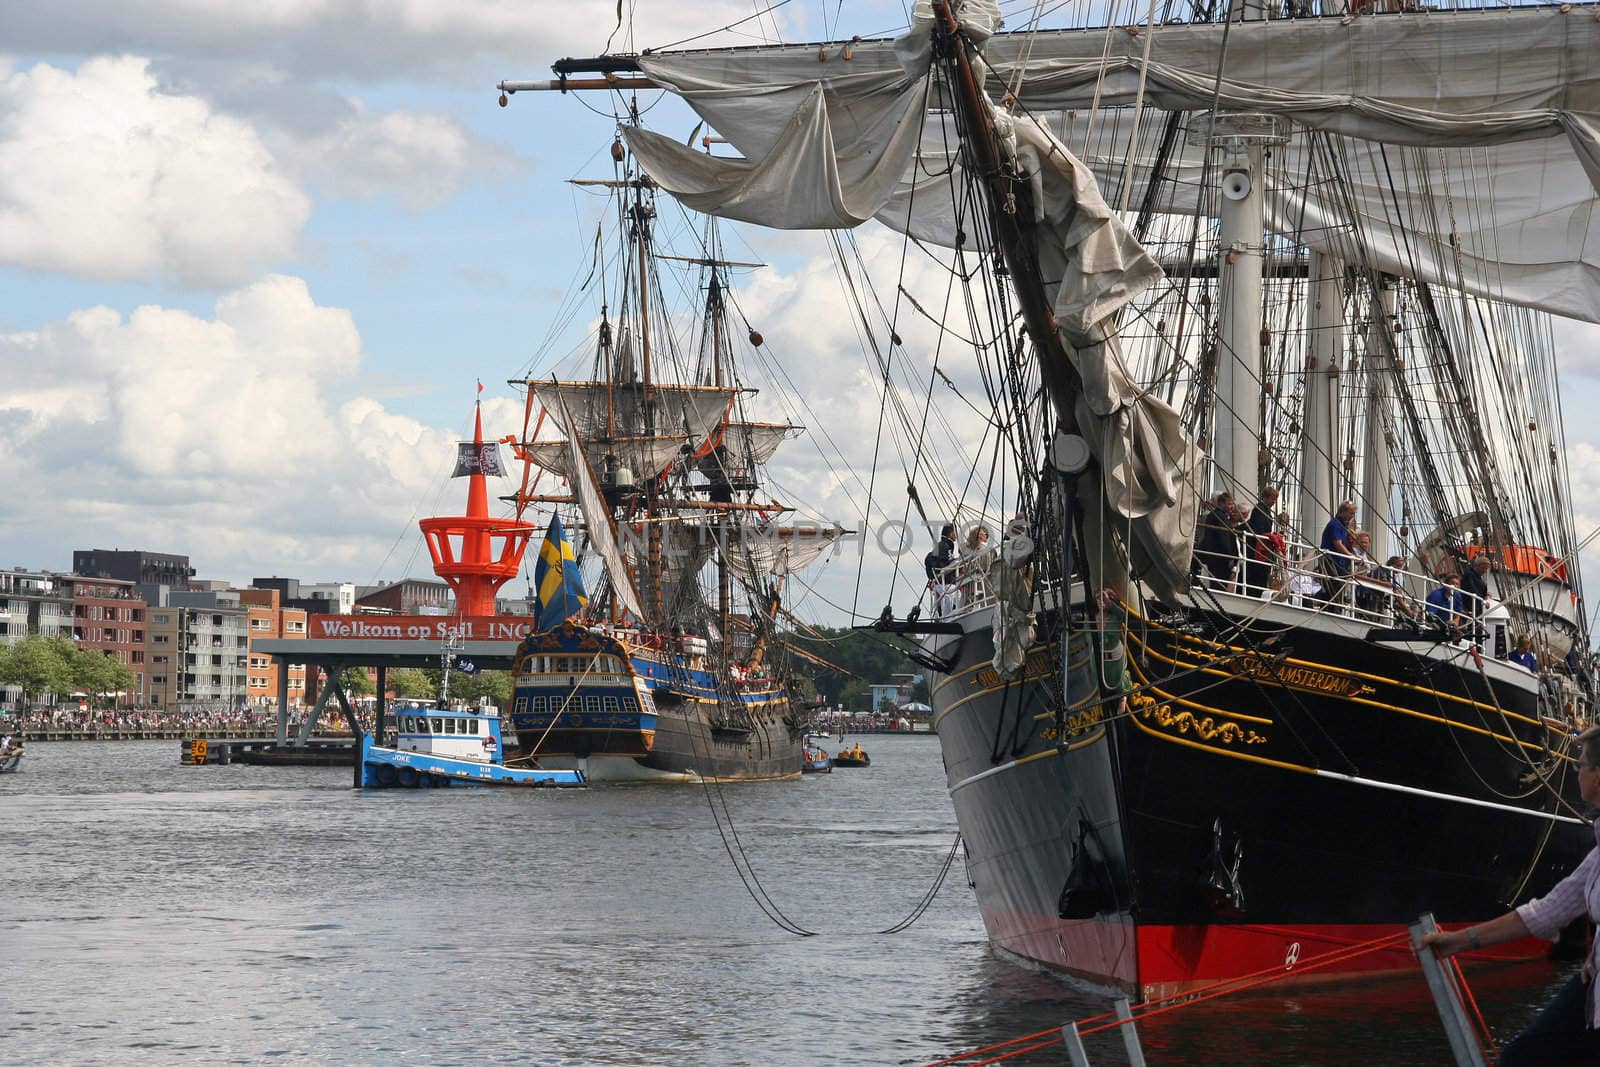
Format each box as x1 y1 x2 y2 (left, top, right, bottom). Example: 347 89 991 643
630 6 1600 322
723 522 848 583
622 0 1199 593
527 379 738 481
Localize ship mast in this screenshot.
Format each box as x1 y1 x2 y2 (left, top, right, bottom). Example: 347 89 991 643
931 0 1079 436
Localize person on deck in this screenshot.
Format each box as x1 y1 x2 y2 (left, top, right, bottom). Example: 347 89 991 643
960 525 993 598
925 523 958 616
1245 486 1280 593
1194 493 1241 590
1319 501 1358 599
1419 723 1600 1064
1460 554 1493 637
1425 574 1467 638
1510 635 1540 673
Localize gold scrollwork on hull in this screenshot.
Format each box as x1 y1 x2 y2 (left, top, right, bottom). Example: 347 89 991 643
1131 692 1267 746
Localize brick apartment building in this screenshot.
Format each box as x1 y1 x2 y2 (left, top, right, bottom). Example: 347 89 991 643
237 588 309 708
69 575 147 704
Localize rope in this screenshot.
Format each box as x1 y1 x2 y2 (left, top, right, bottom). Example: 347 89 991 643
923 930 1412 1066
1449 955 1500 1060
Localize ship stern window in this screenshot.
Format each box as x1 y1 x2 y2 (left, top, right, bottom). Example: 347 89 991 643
513 697 528 715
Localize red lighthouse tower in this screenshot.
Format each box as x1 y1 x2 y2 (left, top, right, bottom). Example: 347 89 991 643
420 397 537 616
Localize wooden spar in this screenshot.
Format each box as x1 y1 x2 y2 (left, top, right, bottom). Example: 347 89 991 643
931 0 1079 432
499 76 658 93
655 253 766 269
568 178 653 188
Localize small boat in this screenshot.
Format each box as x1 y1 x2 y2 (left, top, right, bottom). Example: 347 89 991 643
0 749 23 773
804 731 832 744
831 743 870 768
361 705 584 789
802 744 831 774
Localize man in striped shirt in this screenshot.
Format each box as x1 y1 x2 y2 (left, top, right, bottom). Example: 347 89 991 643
1421 723 1600 1063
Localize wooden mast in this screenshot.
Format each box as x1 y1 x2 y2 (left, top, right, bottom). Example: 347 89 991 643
931 0 1079 433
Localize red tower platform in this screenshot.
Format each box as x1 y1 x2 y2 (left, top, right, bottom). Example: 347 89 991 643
420 401 537 616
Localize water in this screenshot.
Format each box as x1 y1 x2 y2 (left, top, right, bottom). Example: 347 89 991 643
1 736 1572 1064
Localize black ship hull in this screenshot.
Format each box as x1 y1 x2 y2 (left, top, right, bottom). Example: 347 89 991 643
925 590 1588 998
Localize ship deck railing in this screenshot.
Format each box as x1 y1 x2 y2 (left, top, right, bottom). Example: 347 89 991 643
928 536 1500 639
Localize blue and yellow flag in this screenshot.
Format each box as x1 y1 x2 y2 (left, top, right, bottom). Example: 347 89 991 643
535 513 588 630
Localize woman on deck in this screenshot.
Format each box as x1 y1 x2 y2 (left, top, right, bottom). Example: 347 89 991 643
1419 723 1600 1063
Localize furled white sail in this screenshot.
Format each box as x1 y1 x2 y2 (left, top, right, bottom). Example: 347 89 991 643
627 6 1600 321
724 522 849 581
700 421 795 467
531 379 737 445
525 436 689 482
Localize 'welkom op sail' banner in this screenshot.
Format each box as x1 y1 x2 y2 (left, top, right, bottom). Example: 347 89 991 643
307 615 533 641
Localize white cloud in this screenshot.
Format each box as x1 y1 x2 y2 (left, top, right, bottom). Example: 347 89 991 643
0 56 311 288
283 105 522 212
0 276 498 582
0 0 819 85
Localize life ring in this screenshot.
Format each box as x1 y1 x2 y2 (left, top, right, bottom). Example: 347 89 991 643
483 736 498 750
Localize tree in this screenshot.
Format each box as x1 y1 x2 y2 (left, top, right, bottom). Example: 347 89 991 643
447 670 512 709
0 635 74 706
386 668 436 700
73 649 136 708
337 666 373 696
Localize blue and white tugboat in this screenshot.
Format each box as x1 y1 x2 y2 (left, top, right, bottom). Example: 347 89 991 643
361 638 584 789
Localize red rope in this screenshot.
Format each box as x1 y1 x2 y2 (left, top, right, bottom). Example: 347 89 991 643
922 930 1411 1066
1081 932 1413 1035
1449 956 1499 1058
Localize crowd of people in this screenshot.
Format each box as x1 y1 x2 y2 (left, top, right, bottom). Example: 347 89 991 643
3 705 308 734
1189 487 1577 676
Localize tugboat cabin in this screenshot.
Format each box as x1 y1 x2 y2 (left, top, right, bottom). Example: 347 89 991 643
392 705 505 763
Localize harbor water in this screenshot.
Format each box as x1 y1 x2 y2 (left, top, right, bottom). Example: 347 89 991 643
2 735 1574 1064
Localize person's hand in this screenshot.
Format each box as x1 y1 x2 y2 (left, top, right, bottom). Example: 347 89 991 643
1417 928 1471 958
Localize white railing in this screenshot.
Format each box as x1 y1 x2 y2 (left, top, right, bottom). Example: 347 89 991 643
925 535 1477 637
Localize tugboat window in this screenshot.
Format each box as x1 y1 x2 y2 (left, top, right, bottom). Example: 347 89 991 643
431 717 443 733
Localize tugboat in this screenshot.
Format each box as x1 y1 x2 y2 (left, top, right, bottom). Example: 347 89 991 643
360 706 582 789
361 639 584 789
802 741 831 774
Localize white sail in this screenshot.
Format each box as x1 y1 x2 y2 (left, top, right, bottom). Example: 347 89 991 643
627 7 1600 322
557 402 647 621
724 522 849 581
625 2 1199 593
702 421 795 466
525 435 688 481
531 379 737 445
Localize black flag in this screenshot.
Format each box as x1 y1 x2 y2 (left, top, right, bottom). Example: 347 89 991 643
453 442 506 478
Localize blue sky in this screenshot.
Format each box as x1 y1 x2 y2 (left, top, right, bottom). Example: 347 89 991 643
2 0 1598 633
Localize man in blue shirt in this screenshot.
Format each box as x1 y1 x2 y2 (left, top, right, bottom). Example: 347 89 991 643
1319 501 1358 596
1425 574 1466 637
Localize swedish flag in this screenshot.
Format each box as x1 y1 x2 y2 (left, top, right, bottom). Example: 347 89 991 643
535 513 588 630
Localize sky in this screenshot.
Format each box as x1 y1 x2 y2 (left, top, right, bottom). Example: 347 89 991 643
2 1 1598 633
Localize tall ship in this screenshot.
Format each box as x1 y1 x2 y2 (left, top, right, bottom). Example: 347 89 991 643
503 0 1600 993
503 169 844 782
